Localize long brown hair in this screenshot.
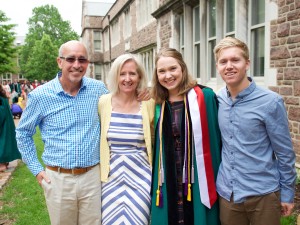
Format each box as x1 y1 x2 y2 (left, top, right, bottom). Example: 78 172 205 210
0 84 7 98
151 48 197 104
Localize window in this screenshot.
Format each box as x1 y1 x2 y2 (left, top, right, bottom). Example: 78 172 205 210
136 0 157 28
179 14 184 57
137 47 156 85
208 0 217 79
94 31 102 51
193 6 200 78
225 0 235 36
123 8 132 39
95 64 102 80
103 63 111 84
1 73 12 82
103 29 109 52
176 0 267 89
18 73 25 80
250 0 265 77
111 18 120 47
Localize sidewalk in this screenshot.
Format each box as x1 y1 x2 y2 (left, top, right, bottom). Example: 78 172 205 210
0 118 20 190
0 160 19 190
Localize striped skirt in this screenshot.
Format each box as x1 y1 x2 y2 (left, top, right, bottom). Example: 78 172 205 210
101 112 151 225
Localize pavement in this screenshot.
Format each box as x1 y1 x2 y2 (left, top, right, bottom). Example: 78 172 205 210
0 160 19 190
0 118 20 190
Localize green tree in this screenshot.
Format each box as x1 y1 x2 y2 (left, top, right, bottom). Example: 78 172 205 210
0 10 17 75
25 34 58 81
20 4 79 80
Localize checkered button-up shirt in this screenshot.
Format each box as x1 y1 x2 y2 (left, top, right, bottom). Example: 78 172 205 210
16 72 108 176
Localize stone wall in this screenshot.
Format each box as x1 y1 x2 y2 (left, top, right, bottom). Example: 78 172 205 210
270 0 300 163
101 0 157 61
158 12 173 48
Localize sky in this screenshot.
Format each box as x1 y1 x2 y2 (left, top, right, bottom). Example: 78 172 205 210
0 0 116 37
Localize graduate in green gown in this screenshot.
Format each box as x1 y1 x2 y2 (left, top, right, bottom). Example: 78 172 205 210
150 48 221 225
0 84 21 171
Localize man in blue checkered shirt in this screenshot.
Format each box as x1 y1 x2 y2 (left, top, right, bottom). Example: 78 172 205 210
16 40 108 225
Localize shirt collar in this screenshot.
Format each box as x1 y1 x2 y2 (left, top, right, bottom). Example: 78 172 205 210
226 77 256 99
54 71 87 95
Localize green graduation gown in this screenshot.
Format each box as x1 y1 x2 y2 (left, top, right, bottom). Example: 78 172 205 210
0 96 21 163
150 86 221 225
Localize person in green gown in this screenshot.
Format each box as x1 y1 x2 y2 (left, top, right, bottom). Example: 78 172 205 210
150 48 221 225
0 84 21 171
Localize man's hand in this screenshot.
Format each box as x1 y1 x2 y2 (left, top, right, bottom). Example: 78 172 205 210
137 88 151 101
281 202 294 216
36 171 51 186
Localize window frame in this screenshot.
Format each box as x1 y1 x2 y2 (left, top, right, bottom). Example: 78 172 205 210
207 0 217 80
249 0 265 78
193 5 201 79
94 31 102 51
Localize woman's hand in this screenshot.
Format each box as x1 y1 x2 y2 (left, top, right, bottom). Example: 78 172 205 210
137 88 151 101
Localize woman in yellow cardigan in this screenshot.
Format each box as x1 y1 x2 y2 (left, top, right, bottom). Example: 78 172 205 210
98 53 154 225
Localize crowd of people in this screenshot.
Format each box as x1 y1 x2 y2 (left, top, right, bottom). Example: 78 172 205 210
0 37 296 225
0 79 47 171
1 79 47 118
1 79 47 103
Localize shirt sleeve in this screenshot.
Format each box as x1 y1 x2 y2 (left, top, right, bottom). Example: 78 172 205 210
265 95 296 203
16 92 44 176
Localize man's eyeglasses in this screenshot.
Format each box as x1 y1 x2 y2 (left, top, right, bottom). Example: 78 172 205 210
60 56 89 64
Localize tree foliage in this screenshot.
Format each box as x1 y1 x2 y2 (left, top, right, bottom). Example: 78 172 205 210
20 5 79 80
24 34 58 81
0 10 17 75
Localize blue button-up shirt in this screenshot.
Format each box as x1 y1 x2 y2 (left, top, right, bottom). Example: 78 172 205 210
16 72 108 176
216 79 296 203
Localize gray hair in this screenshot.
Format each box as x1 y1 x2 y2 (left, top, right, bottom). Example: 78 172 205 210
58 40 88 58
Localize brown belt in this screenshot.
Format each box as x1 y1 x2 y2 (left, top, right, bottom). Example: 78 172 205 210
46 165 97 175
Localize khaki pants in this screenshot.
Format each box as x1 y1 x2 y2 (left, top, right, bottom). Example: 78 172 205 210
219 191 281 225
42 165 101 225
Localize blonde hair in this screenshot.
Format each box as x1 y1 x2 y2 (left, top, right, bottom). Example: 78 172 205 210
214 37 249 62
107 54 148 95
151 47 197 103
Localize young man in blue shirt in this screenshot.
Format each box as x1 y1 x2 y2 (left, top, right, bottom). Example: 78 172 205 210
214 37 296 225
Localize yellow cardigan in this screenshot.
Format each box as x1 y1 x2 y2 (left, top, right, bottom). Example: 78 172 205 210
98 93 155 182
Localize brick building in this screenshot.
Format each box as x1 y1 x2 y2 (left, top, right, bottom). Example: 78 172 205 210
269 0 300 165
81 0 300 164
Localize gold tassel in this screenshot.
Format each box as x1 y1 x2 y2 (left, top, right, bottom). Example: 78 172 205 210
156 189 160 206
187 184 192 201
